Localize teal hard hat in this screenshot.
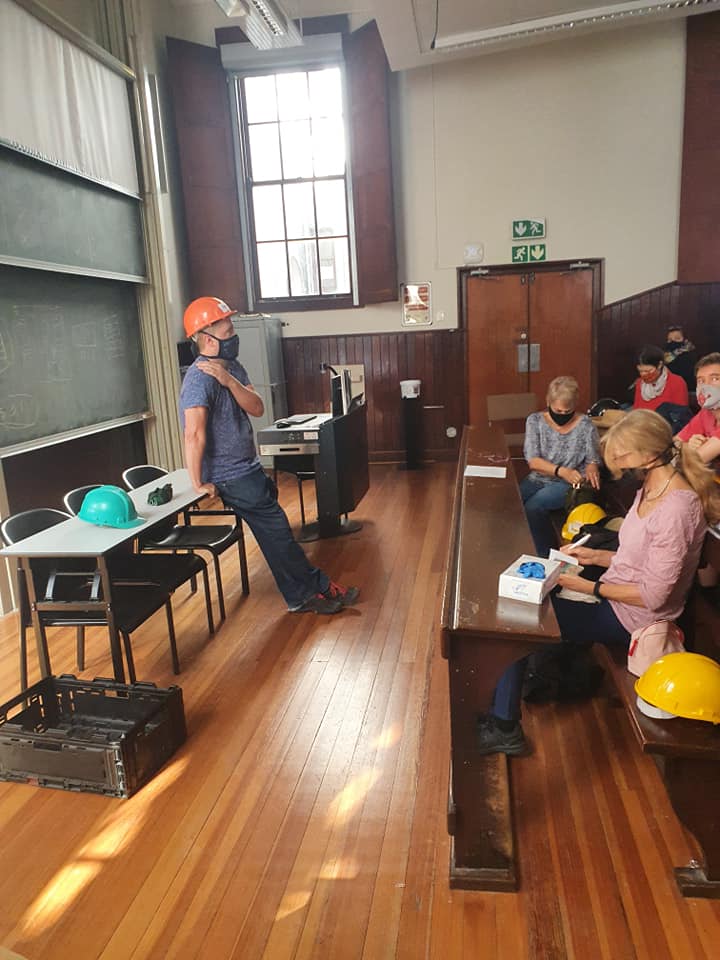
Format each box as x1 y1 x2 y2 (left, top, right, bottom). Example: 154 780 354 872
78 485 145 529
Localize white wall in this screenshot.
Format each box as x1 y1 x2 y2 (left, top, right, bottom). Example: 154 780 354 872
155 11 686 339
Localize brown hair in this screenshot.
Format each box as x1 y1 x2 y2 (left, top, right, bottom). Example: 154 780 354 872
603 409 720 524
695 352 720 375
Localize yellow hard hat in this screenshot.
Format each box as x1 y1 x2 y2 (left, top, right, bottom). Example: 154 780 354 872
561 503 607 541
635 652 720 724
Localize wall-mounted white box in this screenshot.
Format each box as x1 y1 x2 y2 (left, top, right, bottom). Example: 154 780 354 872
498 555 562 604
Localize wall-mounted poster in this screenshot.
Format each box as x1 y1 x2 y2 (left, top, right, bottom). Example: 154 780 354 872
401 282 432 326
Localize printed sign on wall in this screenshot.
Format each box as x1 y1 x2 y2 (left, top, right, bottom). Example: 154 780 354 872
512 218 546 240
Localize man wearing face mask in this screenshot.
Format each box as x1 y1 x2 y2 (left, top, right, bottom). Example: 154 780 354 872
663 325 697 391
676 352 720 469
179 296 359 615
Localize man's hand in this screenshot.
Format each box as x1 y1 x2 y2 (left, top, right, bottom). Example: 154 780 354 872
557 574 594 594
194 482 217 499
687 434 707 451
197 359 233 388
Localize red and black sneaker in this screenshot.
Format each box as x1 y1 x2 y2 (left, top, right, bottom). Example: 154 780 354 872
292 593 344 614
323 582 360 606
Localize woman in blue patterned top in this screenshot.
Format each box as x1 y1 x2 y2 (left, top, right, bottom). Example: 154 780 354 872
521 376 601 556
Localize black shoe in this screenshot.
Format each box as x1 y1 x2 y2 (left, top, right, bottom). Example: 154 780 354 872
322 582 360 606
476 715 528 756
292 593 344 614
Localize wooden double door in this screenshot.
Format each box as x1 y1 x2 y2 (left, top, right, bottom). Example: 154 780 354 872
463 261 599 422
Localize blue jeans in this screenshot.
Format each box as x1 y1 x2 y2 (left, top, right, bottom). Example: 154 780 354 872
491 594 630 723
216 465 329 609
519 475 569 558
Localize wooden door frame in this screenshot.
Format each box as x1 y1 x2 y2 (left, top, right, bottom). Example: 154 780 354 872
457 259 604 425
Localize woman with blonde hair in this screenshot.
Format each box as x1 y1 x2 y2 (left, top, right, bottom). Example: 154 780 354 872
477 409 720 756
521 375 600 556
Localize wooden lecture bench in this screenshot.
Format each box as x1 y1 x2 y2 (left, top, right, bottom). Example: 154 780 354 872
440 423 562 890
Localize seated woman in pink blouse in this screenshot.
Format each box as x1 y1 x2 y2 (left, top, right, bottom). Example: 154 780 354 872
477 409 720 756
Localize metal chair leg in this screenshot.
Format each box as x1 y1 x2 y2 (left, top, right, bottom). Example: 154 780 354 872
166 601 180 674
213 553 226 622
202 565 215 635
237 526 250 596
121 631 137 684
19 619 28 692
76 626 85 671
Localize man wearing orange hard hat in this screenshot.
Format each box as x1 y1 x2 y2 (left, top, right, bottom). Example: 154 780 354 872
179 296 359 615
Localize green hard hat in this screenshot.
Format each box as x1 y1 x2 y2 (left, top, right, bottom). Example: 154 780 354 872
78 485 145 529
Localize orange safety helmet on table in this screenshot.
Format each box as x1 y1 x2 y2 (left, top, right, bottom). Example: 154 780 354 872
183 296 234 338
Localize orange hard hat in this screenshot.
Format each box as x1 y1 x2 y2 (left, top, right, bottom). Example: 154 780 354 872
183 296 234 337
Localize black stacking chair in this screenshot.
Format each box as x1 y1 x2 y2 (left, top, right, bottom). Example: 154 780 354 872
64 484 214 644
1 509 179 687
274 454 316 527
122 465 249 622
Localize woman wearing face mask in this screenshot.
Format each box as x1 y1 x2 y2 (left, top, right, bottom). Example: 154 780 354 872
478 409 720 756
520 376 601 557
632 344 691 434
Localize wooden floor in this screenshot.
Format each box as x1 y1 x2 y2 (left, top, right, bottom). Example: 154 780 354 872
0 463 719 960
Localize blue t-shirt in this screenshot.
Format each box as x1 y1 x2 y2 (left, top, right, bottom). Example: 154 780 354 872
178 358 259 483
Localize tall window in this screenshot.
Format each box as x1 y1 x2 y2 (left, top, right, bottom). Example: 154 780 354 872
237 66 353 308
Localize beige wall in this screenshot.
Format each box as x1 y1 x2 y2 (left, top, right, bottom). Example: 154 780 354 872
155 11 686 339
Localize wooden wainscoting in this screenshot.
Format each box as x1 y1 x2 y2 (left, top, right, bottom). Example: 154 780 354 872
282 331 466 462
596 281 720 401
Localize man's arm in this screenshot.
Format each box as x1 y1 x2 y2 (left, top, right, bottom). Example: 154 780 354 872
184 405 216 496
196 359 264 417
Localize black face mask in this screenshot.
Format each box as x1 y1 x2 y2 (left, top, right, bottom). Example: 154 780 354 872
200 332 239 362
620 445 675 480
665 340 684 351
548 408 574 426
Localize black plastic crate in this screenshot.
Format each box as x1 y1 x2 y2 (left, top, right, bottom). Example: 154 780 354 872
0 674 186 798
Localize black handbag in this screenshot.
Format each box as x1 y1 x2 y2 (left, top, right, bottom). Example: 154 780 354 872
563 483 597 513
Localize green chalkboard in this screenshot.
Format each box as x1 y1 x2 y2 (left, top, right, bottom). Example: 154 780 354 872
0 266 148 449
0 145 146 281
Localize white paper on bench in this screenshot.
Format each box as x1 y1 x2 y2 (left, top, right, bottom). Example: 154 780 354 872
464 464 507 479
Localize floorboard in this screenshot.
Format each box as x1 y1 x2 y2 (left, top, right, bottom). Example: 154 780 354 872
0 463 718 959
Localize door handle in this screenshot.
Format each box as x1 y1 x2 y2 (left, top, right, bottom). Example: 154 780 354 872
530 343 540 372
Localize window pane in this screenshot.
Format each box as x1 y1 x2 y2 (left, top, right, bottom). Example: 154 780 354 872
312 117 345 177
314 179 347 237
309 68 342 119
248 123 281 181
252 185 285 242
319 238 350 295
288 240 319 296
244 75 277 123
276 72 309 121
284 183 315 239
280 120 313 179
257 242 289 298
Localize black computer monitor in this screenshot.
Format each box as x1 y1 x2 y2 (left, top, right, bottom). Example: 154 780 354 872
330 374 343 417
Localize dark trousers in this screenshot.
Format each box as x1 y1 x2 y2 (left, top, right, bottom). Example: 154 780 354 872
216 465 329 609
491 593 630 723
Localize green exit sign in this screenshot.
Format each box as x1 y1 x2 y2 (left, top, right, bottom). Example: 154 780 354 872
512 218 546 240
512 243 546 263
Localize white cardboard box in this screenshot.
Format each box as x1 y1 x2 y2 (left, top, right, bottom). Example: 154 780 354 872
498 554 562 604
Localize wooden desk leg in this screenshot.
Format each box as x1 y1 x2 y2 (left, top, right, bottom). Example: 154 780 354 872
98 557 125 684
665 756 720 898
23 558 51 679
446 634 542 891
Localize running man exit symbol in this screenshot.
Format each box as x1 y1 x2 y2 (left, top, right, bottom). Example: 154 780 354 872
512 245 529 263
512 218 545 239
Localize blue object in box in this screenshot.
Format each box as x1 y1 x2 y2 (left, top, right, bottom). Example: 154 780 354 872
517 561 546 580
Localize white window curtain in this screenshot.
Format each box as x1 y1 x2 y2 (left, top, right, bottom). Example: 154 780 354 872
0 0 138 195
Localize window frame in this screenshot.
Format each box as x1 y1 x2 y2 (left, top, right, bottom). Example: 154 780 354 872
229 61 358 313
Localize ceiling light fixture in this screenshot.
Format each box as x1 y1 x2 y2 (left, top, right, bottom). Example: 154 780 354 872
214 0 303 49
433 0 719 53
